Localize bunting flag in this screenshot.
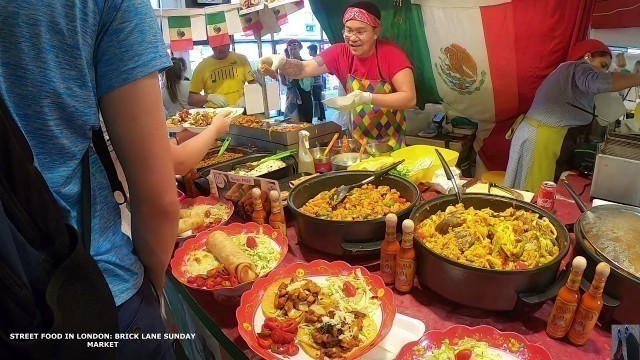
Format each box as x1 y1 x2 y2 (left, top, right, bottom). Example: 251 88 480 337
206 12 231 48
273 0 305 26
168 16 193 52
240 11 264 36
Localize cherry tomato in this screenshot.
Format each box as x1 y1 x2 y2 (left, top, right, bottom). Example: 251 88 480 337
204 210 211 218
246 236 258 249
455 349 473 360
214 217 222 224
264 317 282 331
271 344 288 355
281 318 298 334
257 336 273 349
285 343 300 356
343 281 357 297
515 261 529 270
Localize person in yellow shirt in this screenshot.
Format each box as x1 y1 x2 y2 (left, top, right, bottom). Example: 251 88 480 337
188 43 254 108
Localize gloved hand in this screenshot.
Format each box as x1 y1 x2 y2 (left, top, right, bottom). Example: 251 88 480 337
258 54 286 78
207 93 229 108
234 97 246 108
330 90 373 111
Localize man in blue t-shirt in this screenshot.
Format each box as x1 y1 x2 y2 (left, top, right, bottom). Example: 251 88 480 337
0 0 179 358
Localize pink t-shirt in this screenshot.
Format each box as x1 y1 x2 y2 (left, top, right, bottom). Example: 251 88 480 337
319 40 413 89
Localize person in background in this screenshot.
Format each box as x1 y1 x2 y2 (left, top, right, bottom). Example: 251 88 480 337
307 44 326 121
633 61 640 101
0 0 178 358
280 39 314 123
613 53 630 73
259 2 416 148
163 58 192 116
505 40 640 192
188 43 254 109
173 56 190 80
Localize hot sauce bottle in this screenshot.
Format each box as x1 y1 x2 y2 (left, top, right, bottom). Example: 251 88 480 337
251 188 267 225
394 219 415 293
567 262 611 346
546 256 587 339
380 214 400 285
268 190 287 235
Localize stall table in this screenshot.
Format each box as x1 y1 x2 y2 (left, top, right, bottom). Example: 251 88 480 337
168 174 613 360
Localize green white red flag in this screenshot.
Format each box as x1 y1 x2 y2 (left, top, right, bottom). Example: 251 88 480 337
168 16 193 52
206 12 231 48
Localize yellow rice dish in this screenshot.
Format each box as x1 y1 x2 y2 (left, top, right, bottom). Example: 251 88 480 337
300 184 411 221
416 204 559 270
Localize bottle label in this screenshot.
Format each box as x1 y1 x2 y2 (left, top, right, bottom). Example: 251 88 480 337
269 220 286 236
401 233 413 248
566 271 582 291
394 258 415 292
254 199 263 211
546 297 578 338
588 278 605 296
380 250 397 284
568 304 599 345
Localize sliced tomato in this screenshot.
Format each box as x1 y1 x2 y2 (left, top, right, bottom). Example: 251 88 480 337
246 236 258 249
204 210 211 218
281 318 298 334
213 277 223 285
343 281 357 297
257 336 273 350
455 349 473 360
285 343 300 356
264 317 281 331
271 344 288 355
186 276 197 284
280 330 295 344
270 329 285 345
194 277 205 287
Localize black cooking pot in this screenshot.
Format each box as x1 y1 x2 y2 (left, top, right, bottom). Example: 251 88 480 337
562 180 640 325
410 193 570 311
287 171 420 257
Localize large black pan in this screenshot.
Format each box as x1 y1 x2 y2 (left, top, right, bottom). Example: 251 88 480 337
410 193 570 311
287 171 420 256
562 180 640 325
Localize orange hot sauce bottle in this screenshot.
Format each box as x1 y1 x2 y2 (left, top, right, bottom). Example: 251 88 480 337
394 219 415 293
251 188 267 225
380 214 400 285
268 190 287 235
546 256 587 339
567 262 611 346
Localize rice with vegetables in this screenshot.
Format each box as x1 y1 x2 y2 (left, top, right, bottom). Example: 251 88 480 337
300 184 411 221
416 203 559 270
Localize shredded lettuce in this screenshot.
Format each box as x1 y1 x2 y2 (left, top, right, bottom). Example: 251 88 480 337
391 158 433 179
428 338 502 360
231 233 279 276
324 270 380 316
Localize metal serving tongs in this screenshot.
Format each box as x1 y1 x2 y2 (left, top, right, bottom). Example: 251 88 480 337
434 148 462 204
234 149 298 172
331 159 405 208
488 182 524 200
215 137 232 160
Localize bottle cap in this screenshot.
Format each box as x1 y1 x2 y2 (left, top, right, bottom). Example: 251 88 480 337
571 256 587 273
594 262 611 280
269 190 279 201
251 188 261 199
402 219 414 233
385 214 397 227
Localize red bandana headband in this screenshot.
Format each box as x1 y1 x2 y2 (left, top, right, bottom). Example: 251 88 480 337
343 7 381 28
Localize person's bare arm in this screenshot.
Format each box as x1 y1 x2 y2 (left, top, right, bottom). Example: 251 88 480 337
279 56 328 79
188 92 208 107
611 73 640 92
370 68 416 109
99 73 179 291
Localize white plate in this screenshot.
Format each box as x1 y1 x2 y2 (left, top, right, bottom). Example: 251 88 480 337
184 107 245 133
166 124 184 133
361 314 425 360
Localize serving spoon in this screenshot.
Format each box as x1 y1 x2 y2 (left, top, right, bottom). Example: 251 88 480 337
330 159 405 208
234 149 298 172
434 148 462 204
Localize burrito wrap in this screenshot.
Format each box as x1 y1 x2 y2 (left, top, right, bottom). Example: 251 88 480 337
206 231 258 283
178 216 204 234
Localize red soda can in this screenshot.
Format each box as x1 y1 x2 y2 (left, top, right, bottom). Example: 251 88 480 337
537 181 557 212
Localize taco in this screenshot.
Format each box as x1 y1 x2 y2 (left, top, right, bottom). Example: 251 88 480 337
296 310 377 359
261 276 333 322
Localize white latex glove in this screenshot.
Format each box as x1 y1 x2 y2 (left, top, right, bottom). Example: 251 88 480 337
325 90 373 111
234 97 246 108
258 54 286 76
207 93 229 108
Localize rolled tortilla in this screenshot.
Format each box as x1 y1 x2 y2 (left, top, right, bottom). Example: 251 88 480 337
178 216 205 234
206 231 258 283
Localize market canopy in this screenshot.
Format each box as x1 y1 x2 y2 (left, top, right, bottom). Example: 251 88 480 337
590 0 640 47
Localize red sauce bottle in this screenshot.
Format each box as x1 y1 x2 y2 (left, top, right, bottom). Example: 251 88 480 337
380 214 400 285
251 188 267 225
394 219 415 293
568 262 611 346
546 256 587 339
268 190 286 235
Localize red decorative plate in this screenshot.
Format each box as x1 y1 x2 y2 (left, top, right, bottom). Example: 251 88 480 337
177 196 234 240
395 325 552 360
237 260 397 360
170 222 288 299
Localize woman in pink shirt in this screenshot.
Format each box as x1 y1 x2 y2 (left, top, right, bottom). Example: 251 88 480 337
259 2 416 149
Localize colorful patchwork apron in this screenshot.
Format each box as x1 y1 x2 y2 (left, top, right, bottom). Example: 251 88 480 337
346 44 406 150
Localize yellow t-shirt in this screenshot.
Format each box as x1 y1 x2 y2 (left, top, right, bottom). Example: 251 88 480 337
189 53 253 107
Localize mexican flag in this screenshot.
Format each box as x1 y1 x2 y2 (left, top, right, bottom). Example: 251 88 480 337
272 0 304 26
168 16 193 52
206 12 230 48
240 11 264 36
412 0 592 171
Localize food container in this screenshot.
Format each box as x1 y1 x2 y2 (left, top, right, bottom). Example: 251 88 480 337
330 153 371 171
366 142 393 157
335 138 361 152
287 171 420 256
409 193 570 312
198 153 296 181
309 147 339 173
196 146 253 171
391 145 458 184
